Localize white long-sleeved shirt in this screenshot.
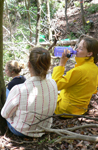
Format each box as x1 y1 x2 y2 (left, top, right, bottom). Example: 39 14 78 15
1 76 58 137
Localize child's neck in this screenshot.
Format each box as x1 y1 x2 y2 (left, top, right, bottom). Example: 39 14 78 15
12 74 20 78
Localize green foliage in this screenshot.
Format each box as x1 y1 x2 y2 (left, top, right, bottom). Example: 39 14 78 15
38 137 48 145
5 0 65 21
3 49 25 66
26 44 31 49
3 0 66 85
74 1 80 7
38 137 56 145
84 24 91 33
13 18 36 42
50 0 64 18
67 32 77 40
48 138 56 144
3 51 12 67
41 0 64 18
3 50 14 83
86 4 98 14
17 4 27 17
74 2 97 15
6 0 16 5
30 0 37 7
29 6 37 22
84 2 91 8
74 1 94 9
14 33 23 42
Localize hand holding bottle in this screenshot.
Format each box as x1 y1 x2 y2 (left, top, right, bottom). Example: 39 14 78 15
59 49 70 67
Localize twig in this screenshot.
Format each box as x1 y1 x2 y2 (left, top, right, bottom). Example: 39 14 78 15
3 25 15 40
17 29 35 47
3 136 37 144
67 123 98 131
48 32 61 51
55 133 98 143
27 125 98 143
23 112 98 126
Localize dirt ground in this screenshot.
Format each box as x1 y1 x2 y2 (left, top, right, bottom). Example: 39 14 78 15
52 0 98 40
1 0 98 149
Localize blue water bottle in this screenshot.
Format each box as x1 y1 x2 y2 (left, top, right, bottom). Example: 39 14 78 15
54 46 77 58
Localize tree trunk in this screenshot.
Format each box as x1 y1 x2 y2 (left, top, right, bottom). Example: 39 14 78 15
0 0 7 135
46 0 52 42
25 0 32 43
65 0 69 31
36 0 41 45
80 0 85 26
5 0 12 41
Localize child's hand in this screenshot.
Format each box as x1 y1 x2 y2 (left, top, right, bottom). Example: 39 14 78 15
59 49 70 67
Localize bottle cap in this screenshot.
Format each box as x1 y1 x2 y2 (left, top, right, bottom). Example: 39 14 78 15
67 53 71 58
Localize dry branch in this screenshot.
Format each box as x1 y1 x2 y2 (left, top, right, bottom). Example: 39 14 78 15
24 112 98 126
3 136 37 144
40 39 78 47
48 32 61 51
26 125 98 143
67 124 98 131
55 134 98 143
23 112 98 143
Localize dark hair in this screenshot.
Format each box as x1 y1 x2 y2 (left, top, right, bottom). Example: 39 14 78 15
6 60 24 74
83 37 98 63
29 47 51 79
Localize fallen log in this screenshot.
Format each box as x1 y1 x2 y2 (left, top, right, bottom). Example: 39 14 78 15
40 39 78 47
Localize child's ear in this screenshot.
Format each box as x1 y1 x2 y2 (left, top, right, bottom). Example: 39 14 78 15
87 52 93 57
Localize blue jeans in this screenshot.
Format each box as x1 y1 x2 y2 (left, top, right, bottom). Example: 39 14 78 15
6 88 9 99
7 121 25 136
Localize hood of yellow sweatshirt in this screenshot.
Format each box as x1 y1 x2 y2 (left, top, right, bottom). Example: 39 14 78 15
75 57 94 67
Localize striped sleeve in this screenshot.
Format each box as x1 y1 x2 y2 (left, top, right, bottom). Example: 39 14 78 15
1 85 20 119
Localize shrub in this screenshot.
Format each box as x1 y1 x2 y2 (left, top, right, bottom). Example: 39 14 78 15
86 4 98 14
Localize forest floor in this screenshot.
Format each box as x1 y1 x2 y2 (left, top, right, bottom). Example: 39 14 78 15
1 96 98 150
1 0 98 150
52 0 98 40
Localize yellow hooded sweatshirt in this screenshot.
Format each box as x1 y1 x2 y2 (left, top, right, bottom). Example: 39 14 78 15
52 57 98 117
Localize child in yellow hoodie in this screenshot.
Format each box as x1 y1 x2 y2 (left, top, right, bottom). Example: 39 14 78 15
52 36 98 117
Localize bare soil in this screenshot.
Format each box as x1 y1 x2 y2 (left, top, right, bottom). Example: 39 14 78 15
52 0 98 40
